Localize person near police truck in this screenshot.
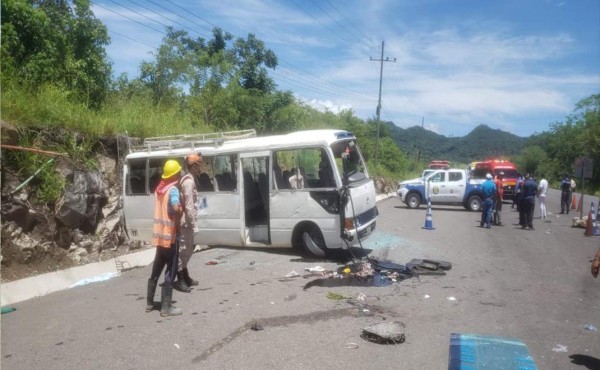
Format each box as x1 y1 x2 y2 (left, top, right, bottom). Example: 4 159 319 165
174 153 203 293
521 174 538 230
146 159 184 316
480 173 496 229
493 172 504 226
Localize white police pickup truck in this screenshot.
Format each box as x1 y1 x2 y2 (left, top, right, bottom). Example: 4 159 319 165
396 169 485 211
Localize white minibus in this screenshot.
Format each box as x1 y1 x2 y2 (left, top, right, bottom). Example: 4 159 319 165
122 129 378 256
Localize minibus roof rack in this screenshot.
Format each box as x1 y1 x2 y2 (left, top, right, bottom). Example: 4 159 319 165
135 129 257 153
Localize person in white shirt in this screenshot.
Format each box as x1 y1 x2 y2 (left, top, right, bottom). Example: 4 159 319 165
537 175 549 220
288 167 304 189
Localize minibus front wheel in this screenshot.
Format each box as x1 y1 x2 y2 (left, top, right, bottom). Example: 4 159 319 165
293 223 327 257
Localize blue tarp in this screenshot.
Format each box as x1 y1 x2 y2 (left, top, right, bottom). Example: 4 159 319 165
448 333 537 370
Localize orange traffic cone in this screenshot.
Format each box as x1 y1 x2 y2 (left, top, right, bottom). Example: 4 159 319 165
571 194 577 209
577 196 583 212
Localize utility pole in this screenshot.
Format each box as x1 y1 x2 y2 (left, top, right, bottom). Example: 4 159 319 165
417 116 424 163
370 41 396 171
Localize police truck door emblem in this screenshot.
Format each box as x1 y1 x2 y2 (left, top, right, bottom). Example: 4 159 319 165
433 186 439 194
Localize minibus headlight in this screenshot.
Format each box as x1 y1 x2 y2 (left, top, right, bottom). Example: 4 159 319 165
344 218 355 230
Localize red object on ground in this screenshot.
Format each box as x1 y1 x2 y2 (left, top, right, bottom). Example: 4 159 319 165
571 194 577 209
205 260 218 265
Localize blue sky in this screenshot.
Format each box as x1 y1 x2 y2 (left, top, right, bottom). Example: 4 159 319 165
92 0 600 138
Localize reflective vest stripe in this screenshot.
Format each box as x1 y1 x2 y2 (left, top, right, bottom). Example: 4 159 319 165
153 218 175 227
152 184 177 248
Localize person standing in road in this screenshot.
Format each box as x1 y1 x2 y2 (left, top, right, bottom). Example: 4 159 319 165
480 173 496 229
521 174 538 230
512 175 523 210
173 153 203 293
146 159 184 316
559 174 571 214
493 172 504 226
537 174 548 220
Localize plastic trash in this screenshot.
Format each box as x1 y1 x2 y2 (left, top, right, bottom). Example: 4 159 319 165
552 344 568 353
304 266 325 272
345 343 359 349
1 307 16 314
584 324 597 332
285 271 300 278
447 296 457 301
356 292 367 303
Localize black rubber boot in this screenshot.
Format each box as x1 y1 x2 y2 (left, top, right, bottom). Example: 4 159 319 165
146 279 157 312
160 285 182 317
173 272 191 293
183 268 199 286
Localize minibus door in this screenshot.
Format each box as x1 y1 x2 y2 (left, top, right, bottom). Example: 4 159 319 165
240 152 270 244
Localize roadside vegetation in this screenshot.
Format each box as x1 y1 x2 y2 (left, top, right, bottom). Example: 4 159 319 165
1 0 598 206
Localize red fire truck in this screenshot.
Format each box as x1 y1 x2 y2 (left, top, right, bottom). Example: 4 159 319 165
471 159 521 200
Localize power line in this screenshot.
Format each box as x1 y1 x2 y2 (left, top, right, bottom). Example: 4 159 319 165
109 29 156 49
289 0 353 46
95 1 379 111
308 0 368 48
324 0 373 45
125 0 210 38
92 1 165 35
145 0 212 36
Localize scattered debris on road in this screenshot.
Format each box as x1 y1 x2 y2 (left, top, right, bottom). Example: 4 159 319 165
361 321 406 344
326 292 351 301
303 258 451 289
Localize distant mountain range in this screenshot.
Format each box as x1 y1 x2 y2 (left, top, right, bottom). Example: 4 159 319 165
386 122 527 164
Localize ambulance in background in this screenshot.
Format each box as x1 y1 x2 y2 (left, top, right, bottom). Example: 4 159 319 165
471 159 520 200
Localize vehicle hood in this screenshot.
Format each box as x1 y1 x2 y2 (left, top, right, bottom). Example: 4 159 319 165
399 177 425 186
347 179 377 216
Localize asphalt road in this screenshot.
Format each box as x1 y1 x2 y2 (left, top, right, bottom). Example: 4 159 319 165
2 189 599 370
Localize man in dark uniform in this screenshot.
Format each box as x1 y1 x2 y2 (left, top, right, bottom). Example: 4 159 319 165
521 174 538 230
559 174 571 214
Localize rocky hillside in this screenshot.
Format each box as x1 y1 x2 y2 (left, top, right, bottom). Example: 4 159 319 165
1 123 147 282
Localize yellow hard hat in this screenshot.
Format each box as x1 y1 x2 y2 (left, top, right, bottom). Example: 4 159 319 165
162 160 182 179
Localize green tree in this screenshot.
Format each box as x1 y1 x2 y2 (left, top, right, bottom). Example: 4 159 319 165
1 0 111 107
233 33 278 93
531 94 599 191
514 145 547 177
